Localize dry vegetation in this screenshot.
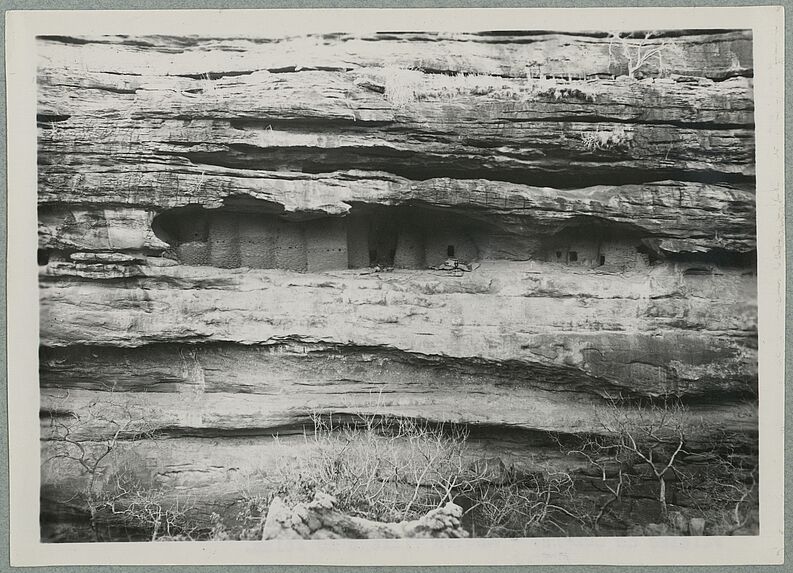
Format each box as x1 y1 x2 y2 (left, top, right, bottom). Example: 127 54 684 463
204 399 757 539
565 398 758 536
45 396 757 540
607 31 686 79
354 66 601 107
581 126 633 151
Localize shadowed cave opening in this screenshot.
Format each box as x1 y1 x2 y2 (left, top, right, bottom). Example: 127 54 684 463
541 217 651 269
151 200 740 274
664 248 757 269
38 249 51 266
152 201 504 271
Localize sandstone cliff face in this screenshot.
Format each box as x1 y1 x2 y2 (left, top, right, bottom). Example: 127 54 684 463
37 30 757 539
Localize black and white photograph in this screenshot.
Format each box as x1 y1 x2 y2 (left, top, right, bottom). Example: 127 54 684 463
5 6 785 567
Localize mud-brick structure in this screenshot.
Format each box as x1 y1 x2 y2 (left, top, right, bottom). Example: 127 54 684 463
543 219 650 269
155 204 488 270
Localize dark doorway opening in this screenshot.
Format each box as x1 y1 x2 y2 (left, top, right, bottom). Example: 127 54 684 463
38 249 50 266
367 212 399 266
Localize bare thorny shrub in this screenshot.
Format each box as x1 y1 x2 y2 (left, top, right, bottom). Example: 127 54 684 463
607 31 685 79
678 428 759 535
565 397 758 535
561 398 691 532
99 470 199 541
244 411 584 538
561 431 633 533
568 399 689 531
45 396 151 517
599 398 689 517
464 469 584 537
264 412 479 522
43 392 197 541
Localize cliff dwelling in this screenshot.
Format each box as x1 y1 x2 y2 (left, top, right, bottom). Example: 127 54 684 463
152 203 493 272
543 218 649 270
152 204 662 273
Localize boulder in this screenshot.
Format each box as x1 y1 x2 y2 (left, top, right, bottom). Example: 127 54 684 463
689 517 706 536
262 492 468 540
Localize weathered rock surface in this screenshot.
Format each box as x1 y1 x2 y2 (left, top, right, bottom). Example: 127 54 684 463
37 30 757 538
262 492 467 539
38 31 756 256
37 31 753 81
39 263 756 395
38 259 757 506
38 78 755 181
